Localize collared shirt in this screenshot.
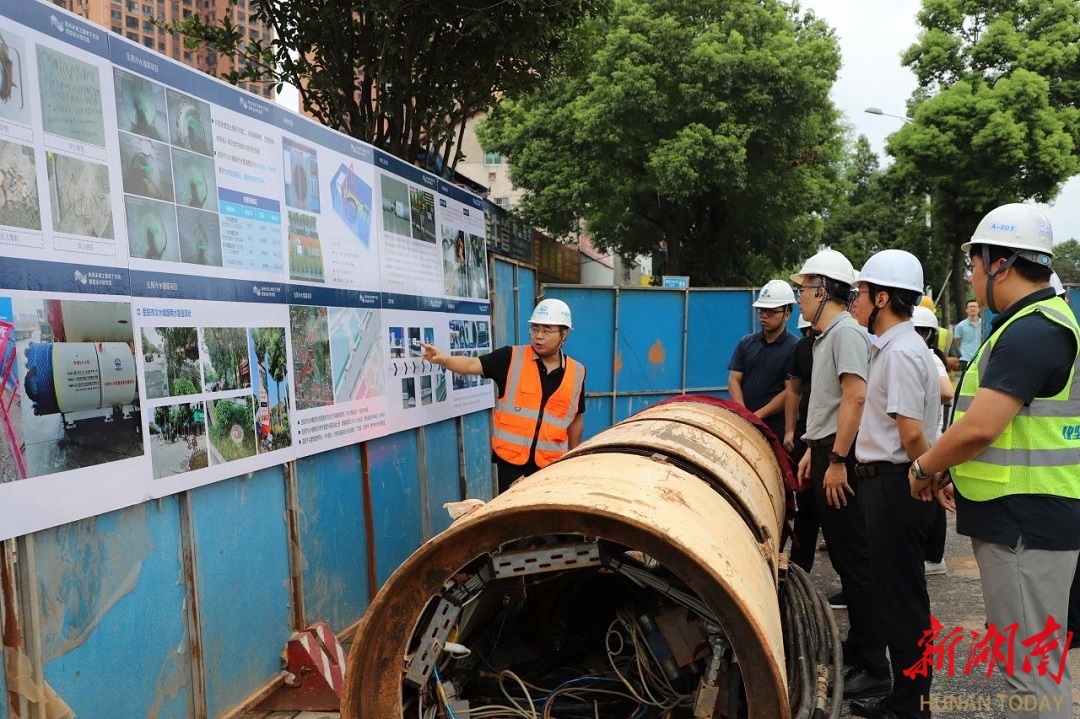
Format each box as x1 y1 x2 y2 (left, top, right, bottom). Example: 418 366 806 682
954 317 983 361
953 288 1080 550
727 329 799 437
804 312 871 441
855 321 940 464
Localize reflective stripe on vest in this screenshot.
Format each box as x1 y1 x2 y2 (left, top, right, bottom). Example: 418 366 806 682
951 296 1080 501
491 345 584 467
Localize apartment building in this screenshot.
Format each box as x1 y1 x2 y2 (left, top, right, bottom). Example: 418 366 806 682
50 0 274 99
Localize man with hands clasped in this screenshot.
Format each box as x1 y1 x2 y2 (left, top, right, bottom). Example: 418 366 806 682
848 250 940 719
791 249 890 701
910 204 1080 719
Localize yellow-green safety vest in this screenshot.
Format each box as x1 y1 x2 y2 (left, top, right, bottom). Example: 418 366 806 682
951 296 1080 501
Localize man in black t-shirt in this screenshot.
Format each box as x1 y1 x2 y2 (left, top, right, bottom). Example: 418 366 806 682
911 205 1080 719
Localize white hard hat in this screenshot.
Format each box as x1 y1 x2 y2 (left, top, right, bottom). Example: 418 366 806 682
752 279 796 308
529 298 573 329
911 305 939 330
856 249 924 294
961 203 1054 266
797 316 811 330
1050 272 1065 296
790 249 858 286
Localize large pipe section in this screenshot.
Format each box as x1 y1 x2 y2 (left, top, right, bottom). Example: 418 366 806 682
343 399 813 718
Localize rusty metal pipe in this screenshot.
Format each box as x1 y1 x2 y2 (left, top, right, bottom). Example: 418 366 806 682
343 399 791 718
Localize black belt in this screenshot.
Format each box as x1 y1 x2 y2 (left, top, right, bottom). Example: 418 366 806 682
804 435 836 449
854 461 909 478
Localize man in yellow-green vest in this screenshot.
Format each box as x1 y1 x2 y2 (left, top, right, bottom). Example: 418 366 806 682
910 203 1079 719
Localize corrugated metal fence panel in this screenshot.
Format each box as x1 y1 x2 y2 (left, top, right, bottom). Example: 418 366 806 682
687 289 754 392
615 289 685 394
492 259 516 349
423 419 463 538
462 410 494 500
296 445 369 633
517 268 537 343
191 466 292 718
582 396 613 442
367 429 425 587
556 287 616 394
35 500 193 719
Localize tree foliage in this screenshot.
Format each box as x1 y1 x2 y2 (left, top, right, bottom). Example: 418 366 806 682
167 0 609 170
887 0 1080 315
821 136 952 297
477 0 845 284
1053 238 1080 283
203 327 248 390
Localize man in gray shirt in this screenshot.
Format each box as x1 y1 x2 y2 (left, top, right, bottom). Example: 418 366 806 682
791 249 889 700
849 250 941 719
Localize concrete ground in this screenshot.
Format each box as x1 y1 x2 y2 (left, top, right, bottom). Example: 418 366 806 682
241 511 1080 718
811 510 1080 718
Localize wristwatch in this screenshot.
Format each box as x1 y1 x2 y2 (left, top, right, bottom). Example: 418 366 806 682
910 458 932 481
827 451 847 464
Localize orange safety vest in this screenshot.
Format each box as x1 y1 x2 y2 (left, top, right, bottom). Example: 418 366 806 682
491 345 584 467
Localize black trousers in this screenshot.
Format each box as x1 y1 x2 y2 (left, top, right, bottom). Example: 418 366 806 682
861 467 936 718
810 445 889 679
494 456 538 494
923 502 947 564
789 438 819 572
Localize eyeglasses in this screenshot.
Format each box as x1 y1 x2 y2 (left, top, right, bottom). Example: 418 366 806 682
794 284 822 297
529 325 562 337
757 307 785 317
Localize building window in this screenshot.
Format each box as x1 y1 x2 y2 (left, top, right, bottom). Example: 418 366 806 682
487 172 497 184
112 24 122 33
126 30 139 41
111 8 121 19
143 36 154 48
158 41 165 50
184 50 192 61
125 15 138 27
483 151 502 165
495 197 509 209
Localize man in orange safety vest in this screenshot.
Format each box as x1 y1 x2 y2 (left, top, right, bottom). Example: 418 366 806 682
421 298 585 493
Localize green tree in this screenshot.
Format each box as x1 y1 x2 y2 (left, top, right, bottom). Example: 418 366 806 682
1052 238 1080 284
203 327 248 390
478 0 845 284
159 327 199 395
267 329 289 420
166 0 609 170
888 0 1080 316
820 136 946 294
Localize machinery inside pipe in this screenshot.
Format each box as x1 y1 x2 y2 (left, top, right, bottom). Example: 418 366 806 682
343 399 843 719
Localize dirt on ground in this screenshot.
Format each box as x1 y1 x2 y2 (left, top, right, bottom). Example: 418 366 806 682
808 510 1080 718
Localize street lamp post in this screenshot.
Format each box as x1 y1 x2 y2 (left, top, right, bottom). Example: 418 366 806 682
864 106 939 305
864 106 913 125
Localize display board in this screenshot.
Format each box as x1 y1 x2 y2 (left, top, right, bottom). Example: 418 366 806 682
0 1 493 540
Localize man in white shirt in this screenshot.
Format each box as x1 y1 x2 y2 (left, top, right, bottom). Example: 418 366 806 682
849 250 941 719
